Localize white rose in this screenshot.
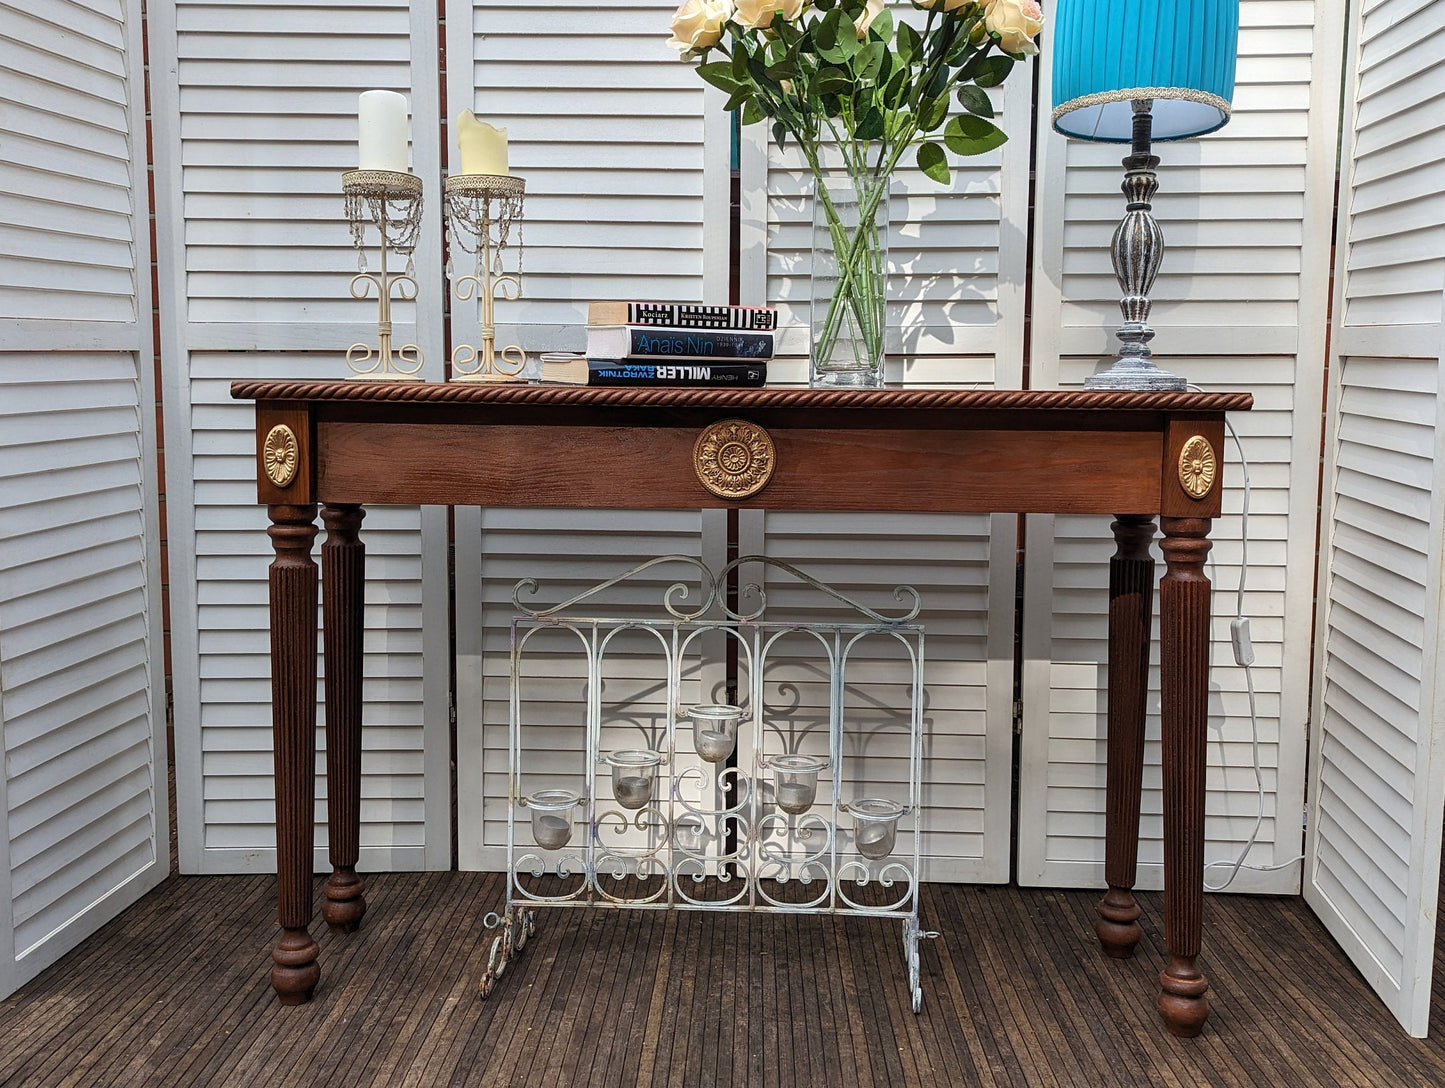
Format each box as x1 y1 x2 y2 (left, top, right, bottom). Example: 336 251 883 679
735 0 805 29
984 0 1043 56
668 0 736 52
854 0 885 39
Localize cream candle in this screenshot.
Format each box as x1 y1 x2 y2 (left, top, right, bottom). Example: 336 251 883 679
358 90 409 172
457 109 509 175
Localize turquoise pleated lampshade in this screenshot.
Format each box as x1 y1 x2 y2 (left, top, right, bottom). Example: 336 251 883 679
1051 0 1239 142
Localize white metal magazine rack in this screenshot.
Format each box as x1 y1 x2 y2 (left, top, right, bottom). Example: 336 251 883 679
480 555 937 1011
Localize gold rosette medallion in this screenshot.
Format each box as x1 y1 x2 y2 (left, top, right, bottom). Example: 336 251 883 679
263 424 300 488
693 419 775 499
1177 435 1217 499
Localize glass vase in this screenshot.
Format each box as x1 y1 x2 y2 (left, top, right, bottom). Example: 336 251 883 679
809 173 890 388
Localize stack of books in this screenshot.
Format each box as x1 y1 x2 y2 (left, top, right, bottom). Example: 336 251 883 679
541 301 778 386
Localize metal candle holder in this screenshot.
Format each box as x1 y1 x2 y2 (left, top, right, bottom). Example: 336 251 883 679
444 174 526 381
341 169 425 380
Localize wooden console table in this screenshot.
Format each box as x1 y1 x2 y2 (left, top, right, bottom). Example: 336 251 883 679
232 381 1252 1037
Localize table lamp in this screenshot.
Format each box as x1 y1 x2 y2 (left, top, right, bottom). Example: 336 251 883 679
1051 0 1239 390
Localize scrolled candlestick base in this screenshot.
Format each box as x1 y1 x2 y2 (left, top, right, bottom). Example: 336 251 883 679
445 173 527 382
342 169 426 381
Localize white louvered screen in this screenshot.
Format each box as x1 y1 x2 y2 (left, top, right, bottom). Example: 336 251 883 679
1307 0 1445 1038
1019 0 1338 892
447 0 733 869
736 514 1016 883
1309 356 1444 1037
0 0 167 998
151 0 450 873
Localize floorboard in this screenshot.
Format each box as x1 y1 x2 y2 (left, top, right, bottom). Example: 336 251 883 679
4 870 1445 1087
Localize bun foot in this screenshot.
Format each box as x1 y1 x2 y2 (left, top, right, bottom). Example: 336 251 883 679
322 868 367 933
1095 886 1142 958
271 926 320 1004
1158 959 1210 1037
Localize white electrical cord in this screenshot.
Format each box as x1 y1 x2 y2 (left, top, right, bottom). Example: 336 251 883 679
1189 390 1304 891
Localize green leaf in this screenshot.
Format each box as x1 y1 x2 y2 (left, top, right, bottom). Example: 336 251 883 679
740 99 766 126
856 40 885 82
765 57 799 80
810 66 853 97
896 21 921 66
955 84 994 118
772 121 789 151
814 8 841 52
868 9 893 44
919 94 950 133
724 86 754 113
855 105 886 140
696 62 741 94
943 114 1008 156
917 141 950 185
882 65 910 110
973 55 1015 88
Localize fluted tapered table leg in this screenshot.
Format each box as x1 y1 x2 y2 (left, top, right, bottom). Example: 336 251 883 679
1096 515 1156 958
1157 515 1213 1036
267 503 320 1004
321 503 367 933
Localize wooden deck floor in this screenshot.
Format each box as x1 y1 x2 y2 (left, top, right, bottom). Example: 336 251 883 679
3 868 1445 1088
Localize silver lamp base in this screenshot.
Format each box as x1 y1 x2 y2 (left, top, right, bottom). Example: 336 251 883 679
1085 360 1188 391
1089 99 1189 394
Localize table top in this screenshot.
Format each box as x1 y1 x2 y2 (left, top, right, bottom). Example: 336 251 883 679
232 382 1251 517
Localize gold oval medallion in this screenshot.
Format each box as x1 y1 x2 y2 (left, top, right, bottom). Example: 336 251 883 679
693 419 775 500
263 424 300 488
1177 435 1217 500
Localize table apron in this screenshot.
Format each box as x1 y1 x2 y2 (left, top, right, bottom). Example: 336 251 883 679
314 421 1166 514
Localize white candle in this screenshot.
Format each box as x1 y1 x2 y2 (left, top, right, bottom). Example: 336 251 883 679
855 821 894 859
457 109 509 175
614 774 652 809
776 781 815 814
696 729 735 762
358 90 409 172
534 813 571 850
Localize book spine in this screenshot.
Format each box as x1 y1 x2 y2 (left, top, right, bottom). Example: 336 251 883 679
621 327 774 360
627 303 776 330
592 302 778 330
586 362 766 387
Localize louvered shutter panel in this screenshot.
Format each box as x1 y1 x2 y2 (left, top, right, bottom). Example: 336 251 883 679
447 0 731 868
1019 0 1337 891
152 0 450 873
0 0 167 996
1306 0 1445 1038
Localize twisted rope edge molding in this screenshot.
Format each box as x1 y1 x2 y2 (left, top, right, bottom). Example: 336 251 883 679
230 380 1253 412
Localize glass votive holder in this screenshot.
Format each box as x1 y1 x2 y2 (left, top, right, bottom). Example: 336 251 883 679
688 704 743 763
523 789 582 850
603 749 664 810
767 753 829 815
845 798 906 860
